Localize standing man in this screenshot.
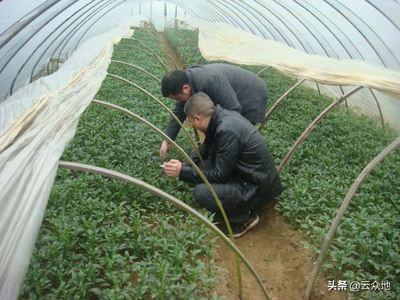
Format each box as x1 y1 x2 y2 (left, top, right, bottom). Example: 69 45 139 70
160 63 268 158
162 92 282 237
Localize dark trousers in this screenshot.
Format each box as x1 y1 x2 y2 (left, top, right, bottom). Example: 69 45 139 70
193 182 271 224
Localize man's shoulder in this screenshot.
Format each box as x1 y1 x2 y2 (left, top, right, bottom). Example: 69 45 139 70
187 65 217 88
216 109 249 135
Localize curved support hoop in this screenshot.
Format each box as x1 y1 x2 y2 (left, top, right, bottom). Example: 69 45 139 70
338 85 349 109
270 0 334 57
128 30 159 48
29 0 113 82
141 24 161 42
165 24 204 66
303 136 400 300
0 0 59 49
110 60 160 82
256 66 271 76
369 88 385 127
0 0 80 77
229 0 280 41
116 43 167 72
261 79 306 130
9 0 105 92
129 38 169 71
315 82 321 95
322 0 394 67
58 160 270 299
278 86 363 173
67 0 126 59
54 0 118 71
106 73 205 168
91 99 242 295
92 98 228 227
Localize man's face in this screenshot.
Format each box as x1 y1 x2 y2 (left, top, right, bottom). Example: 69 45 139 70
188 114 207 133
169 84 191 102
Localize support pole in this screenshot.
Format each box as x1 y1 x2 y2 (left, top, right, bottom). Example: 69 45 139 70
129 38 169 71
278 86 363 172
256 66 271 76
369 88 385 127
303 136 400 299
58 160 270 299
260 79 306 130
111 60 160 82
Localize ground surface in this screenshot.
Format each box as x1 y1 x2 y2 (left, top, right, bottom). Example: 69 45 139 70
21 26 398 299
214 202 348 300
160 31 346 300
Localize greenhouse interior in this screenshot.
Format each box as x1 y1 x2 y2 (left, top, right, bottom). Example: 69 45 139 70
0 0 399 299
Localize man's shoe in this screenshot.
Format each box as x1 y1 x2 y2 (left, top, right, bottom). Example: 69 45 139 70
232 213 259 238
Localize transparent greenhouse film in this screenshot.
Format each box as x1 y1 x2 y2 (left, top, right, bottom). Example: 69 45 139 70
0 1 399 298
0 19 144 299
176 18 400 132
181 19 400 96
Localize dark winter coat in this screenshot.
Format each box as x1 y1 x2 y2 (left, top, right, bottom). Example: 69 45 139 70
179 105 282 202
165 63 269 140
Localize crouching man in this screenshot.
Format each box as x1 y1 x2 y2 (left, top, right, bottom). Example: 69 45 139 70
162 92 282 237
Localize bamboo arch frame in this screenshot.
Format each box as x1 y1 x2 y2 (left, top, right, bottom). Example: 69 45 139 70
58 160 270 299
129 38 169 71
115 43 168 72
278 86 364 172
256 66 271 76
259 78 307 131
165 25 397 299
110 60 160 83
131 27 160 45
303 136 400 299
91 99 245 297
106 73 205 169
164 23 204 66
132 27 396 299
106 23 396 299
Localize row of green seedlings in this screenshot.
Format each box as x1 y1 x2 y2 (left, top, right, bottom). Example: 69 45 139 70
21 27 270 295
22 27 214 299
133 26 273 298
166 26 400 299
254 67 399 300
165 25 204 66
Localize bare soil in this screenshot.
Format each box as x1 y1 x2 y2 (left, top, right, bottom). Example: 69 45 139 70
160 31 346 300
160 32 186 70
214 201 348 300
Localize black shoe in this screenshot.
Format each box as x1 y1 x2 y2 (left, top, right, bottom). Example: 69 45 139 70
232 213 259 238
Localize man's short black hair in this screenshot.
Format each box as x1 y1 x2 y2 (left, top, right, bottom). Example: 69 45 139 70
161 70 189 97
184 92 215 118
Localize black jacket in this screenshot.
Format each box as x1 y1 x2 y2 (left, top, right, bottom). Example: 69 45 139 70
179 106 282 201
165 63 268 140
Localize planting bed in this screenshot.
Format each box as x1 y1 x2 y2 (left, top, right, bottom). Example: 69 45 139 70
21 25 399 299
166 27 400 299
21 28 217 299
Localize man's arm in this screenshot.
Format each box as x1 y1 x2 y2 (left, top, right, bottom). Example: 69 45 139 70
179 131 239 183
164 101 186 140
205 75 241 113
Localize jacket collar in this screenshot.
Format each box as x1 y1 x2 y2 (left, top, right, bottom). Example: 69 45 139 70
184 69 197 94
205 105 223 141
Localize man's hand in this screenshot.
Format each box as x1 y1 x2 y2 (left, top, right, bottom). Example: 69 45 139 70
162 159 182 177
159 140 170 159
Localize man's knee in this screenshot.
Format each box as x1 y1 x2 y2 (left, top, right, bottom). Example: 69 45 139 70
193 184 217 212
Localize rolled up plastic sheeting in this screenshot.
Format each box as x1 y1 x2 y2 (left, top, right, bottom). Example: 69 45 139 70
181 19 400 99
0 19 143 299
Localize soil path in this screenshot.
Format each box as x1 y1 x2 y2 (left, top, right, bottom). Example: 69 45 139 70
214 201 347 300
160 32 346 300
160 32 186 70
